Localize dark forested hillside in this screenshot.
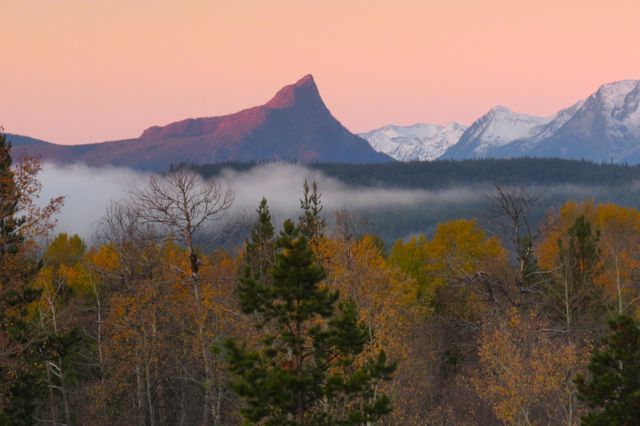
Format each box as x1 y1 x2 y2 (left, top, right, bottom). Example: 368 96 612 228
181 158 640 243
186 157 640 189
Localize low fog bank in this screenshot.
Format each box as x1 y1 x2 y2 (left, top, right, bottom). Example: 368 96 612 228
38 164 150 240
37 162 640 244
219 163 483 219
38 163 483 241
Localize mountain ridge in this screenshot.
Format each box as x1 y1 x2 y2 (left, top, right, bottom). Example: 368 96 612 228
11 78 640 166
9 74 392 170
363 79 640 163
359 122 466 161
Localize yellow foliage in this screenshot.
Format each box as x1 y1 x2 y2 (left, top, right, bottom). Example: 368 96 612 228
86 244 120 274
389 234 430 298
319 235 418 362
32 233 93 323
390 220 507 318
538 201 640 317
426 219 506 290
472 309 587 425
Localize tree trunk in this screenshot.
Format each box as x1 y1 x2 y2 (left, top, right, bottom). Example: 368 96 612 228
57 356 72 426
144 348 157 426
46 362 59 426
136 364 146 426
92 280 105 380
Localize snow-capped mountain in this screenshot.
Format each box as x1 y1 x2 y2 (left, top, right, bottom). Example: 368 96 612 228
440 106 550 159
11 76 640 166
439 79 640 162
359 122 466 161
493 100 585 157
526 80 640 162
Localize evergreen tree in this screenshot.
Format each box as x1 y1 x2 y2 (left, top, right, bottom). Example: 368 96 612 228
238 198 276 313
0 131 42 425
299 180 325 242
545 214 605 332
226 218 395 425
576 315 640 425
562 215 601 290
0 131 25 259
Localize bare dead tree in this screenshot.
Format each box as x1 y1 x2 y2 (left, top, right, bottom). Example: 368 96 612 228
489 185 541 305
98 199 157 246
96 200 160 291
331 209 368 243
130 170 234 288
94 200 166 425
130 169 234 426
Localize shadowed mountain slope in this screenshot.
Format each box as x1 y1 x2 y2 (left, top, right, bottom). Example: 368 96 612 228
9 75 391 170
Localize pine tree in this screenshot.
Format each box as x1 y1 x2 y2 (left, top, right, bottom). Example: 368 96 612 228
0 131 42 424
299 180 325 242
226 218 395 425
0 131 25 260
238 198 276 314
576 315 640 425
562 215 601 291
545 214 605 333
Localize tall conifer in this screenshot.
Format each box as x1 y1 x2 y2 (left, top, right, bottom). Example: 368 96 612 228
227 205 395 424
299 180 325 242
576 315 640 425
0 131 41 424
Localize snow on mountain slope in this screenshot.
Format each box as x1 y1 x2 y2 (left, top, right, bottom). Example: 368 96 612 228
362 79 640 163
529 80 640 162
528 100 586 143
495 100 585 156
360 122 466 161
440 107 551 159
443 80 640 161
596 80 640 138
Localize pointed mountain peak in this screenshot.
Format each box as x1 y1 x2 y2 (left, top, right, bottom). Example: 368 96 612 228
596 79 639 93
592 80 640 111
481 105 547 124
485 105 536 119
477 106 520 123
266 74 324 109
490 105 513 114
295 74 316 87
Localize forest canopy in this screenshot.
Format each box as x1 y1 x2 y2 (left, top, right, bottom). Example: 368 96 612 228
3 139 640 424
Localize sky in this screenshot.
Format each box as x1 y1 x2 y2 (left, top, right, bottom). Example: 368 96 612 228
2 0 639 145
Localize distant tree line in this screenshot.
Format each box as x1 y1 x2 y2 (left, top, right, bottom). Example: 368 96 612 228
176 158 640 243
179 157 640 189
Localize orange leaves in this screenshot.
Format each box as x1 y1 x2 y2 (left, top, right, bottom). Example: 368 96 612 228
86 245 119 274
472 309 587 425
319 235 417 361
538 201 640 316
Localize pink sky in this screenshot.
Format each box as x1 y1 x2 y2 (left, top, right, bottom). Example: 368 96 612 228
2 0 639 145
